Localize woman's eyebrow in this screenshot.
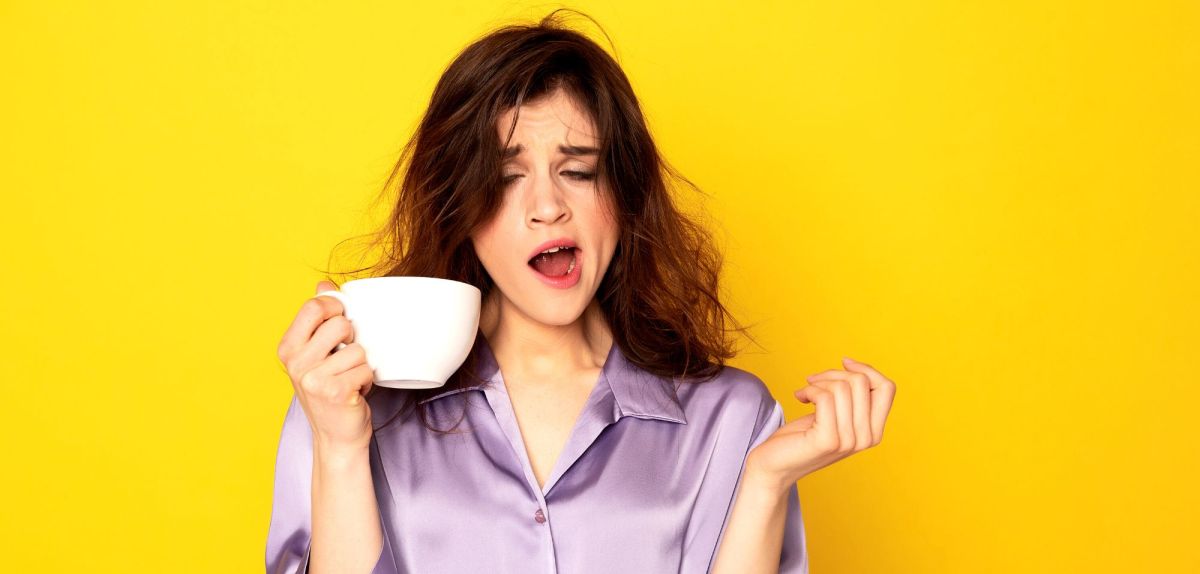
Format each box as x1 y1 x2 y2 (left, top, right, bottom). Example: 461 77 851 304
502 143 599 160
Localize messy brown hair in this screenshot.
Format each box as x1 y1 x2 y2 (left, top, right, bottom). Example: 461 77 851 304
323 9 759 433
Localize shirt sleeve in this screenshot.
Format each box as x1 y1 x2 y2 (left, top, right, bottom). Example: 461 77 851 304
265 394 399 574
715 399 811 574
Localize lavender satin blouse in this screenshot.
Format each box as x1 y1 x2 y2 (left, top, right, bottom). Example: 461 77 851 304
265 333 809 573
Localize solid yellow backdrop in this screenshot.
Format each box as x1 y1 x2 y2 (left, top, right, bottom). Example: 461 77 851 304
2 1 1196 572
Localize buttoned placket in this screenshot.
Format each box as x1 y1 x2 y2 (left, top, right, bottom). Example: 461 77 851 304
479 363 621 574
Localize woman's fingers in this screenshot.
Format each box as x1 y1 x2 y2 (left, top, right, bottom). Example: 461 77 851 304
794 384 838 451
277 282 345 366
336 362 375 402
782 358 897 483
807 369 875 450
321 342 369 376
806 368 847 380
841 358 897 444
298 345 369 403
277 297 333 364
290 314 355 381
804 379 856 454
840 357 887 387
844 371 874 449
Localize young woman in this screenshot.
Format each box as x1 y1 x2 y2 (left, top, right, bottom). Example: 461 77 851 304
267 11 896 574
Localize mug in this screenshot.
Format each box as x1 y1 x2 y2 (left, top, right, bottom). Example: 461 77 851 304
316 276 481 389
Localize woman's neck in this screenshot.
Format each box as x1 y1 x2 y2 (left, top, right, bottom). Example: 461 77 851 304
478 288 612 386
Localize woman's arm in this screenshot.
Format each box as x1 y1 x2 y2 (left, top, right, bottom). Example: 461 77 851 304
714 356 897 573
265 394 395 574
310 440 385 574
709 464 792 574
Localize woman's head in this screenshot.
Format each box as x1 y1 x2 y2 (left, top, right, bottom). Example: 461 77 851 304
333 10 755 429
472 86 619 327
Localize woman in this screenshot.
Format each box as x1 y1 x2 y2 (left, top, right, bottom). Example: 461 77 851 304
268 10 896 574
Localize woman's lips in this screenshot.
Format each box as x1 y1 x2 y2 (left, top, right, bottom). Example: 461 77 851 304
526 238 579 262
528 247 582 289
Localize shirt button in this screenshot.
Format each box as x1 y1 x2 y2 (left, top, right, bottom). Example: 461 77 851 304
534 508 546 523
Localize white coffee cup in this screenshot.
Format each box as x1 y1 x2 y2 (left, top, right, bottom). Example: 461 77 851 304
316 276 481 389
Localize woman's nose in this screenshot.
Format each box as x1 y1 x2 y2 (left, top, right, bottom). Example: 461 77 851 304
527 172 569 225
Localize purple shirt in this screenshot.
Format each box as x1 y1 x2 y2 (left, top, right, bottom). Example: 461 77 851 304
266 333 809 573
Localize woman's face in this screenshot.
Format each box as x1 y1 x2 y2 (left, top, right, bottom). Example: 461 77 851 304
471 88 619 327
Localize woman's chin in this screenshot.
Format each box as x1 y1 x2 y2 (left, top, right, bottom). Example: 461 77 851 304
524 304 587 327
488 278 599 328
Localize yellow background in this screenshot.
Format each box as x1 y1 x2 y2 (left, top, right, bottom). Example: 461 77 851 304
2 1 1196 572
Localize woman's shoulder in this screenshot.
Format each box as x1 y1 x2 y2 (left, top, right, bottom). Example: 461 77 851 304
675 363 781 429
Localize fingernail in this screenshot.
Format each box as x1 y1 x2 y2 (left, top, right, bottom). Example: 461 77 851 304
843 356 856 363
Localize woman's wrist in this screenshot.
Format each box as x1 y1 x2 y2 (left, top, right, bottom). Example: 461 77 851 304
711 457 794 573
314 437 371 470
744 452 800 497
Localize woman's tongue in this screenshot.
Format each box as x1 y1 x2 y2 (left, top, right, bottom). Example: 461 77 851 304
529 249 574 276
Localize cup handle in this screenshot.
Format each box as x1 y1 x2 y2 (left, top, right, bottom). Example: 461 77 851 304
315 289 349 351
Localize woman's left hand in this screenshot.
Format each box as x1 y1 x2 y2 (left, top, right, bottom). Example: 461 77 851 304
746 357 897 490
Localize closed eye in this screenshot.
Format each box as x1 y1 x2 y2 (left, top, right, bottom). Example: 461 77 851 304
501 171 597 184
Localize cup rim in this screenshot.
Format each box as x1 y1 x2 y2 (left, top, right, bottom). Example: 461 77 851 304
340 276 481 296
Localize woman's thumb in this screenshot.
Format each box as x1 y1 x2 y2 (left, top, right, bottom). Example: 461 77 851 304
315 279 338 294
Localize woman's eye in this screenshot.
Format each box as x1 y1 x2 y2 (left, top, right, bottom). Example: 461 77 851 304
501 172 595 185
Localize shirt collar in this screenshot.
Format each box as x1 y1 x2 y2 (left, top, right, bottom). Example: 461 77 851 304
417 330 688 425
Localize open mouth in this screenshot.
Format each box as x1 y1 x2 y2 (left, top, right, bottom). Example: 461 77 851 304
528 246 577 277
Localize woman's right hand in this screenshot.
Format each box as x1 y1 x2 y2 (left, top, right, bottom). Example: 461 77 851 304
276 280 376 452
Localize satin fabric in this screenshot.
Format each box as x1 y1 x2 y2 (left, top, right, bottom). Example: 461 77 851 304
266 332 808 573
